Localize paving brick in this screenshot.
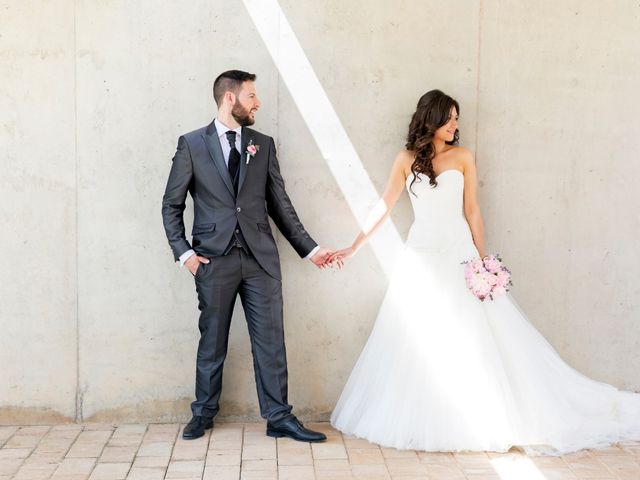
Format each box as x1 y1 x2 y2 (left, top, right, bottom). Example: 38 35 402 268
125 467 166 480
241 459 277 471
425 463 465 479
67 430 113 458
278 464 316 480
13 463 59 480
131 456 170 468
381 448 418 460
24 451 66 465
239 470 277 480
202 464 240 480
0 447 32 459
351 463 390 479
137 442 173 458
384 458 427 477
89 462 131 480
52 457 97 476
4 426 50 449
205 451 241 467
0 458 24 476
347 447 385 465
0 427 19 446
165 460 204 479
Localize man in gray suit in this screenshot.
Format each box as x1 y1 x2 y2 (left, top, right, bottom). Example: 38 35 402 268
162 70 330 442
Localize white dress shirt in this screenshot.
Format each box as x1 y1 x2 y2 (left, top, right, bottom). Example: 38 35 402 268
179 118 319 266
214 117 242 167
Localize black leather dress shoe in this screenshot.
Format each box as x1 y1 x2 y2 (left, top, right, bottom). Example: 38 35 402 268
266 416 326 443
182 416 214 439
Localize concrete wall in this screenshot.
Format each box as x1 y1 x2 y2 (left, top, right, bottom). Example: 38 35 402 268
1 0 639 423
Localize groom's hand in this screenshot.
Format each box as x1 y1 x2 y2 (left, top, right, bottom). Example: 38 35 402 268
309 247 334 269
184 255 210 275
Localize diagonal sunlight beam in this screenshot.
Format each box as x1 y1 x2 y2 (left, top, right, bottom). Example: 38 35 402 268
243 0 404 275
490 456 548 480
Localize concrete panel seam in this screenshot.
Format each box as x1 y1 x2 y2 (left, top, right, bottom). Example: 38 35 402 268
474 0 484 158
73 0 81 423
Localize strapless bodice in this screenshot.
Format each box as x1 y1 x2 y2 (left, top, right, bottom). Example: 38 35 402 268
405 169 476 254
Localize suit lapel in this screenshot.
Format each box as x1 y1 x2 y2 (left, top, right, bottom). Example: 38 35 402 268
237 127 250 195
202 120 235 198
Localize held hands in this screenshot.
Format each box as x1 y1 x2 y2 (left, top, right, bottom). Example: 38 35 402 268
184 254 210 276
327 246 356 269
309 247 336 269
309 246 356 270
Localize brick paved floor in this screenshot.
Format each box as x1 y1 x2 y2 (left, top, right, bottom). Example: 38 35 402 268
1 423 639 479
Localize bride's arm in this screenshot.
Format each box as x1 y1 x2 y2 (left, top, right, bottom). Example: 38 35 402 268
332 150 411 261
461 150 487 259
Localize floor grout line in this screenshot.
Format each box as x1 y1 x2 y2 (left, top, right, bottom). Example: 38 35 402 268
164 423 181 479
238 423 245 480
45 425 83 479
0 426 21 449
2 424 640 480
119 423 148 480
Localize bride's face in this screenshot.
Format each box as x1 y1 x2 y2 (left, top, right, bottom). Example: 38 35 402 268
434 106 458 142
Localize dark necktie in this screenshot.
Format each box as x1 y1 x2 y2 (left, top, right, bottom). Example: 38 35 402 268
225 130 240 194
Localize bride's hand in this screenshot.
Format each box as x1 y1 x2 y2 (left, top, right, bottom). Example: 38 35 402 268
328 247 355 269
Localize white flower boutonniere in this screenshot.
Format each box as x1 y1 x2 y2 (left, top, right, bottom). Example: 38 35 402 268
246 140 260 164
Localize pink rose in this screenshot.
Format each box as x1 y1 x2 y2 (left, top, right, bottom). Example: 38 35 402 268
247 145 257 155
464 263 475 277
485 273 498 286
470 274 490 296
471 258 484 271
483 257 501 274
496 270 510 287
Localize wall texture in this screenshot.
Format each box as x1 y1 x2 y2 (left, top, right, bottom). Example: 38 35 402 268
1 0 639 424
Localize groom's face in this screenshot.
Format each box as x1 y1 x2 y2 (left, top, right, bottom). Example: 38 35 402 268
231 81 261 126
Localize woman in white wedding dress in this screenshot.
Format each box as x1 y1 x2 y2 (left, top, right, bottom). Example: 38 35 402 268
329 90 640 455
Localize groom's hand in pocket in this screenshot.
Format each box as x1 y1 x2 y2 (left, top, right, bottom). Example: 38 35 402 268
185 255 210 276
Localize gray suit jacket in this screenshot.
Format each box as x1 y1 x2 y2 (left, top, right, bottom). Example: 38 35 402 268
162 120 317 280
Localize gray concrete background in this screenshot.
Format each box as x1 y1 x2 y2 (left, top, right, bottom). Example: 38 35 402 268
1 0 639 423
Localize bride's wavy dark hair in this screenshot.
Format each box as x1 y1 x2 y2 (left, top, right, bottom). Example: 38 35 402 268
406 89 460 194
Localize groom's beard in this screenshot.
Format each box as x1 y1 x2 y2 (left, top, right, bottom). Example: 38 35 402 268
231 101 255 126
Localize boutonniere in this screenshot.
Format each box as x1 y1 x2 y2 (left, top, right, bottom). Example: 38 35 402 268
246 139 260 164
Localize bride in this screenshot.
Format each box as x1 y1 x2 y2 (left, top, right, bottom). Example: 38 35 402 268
329 90 640 454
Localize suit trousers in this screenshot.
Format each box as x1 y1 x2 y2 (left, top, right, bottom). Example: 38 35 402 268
191 247 293 423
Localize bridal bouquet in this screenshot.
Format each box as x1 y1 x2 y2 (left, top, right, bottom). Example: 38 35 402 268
462 254 512 301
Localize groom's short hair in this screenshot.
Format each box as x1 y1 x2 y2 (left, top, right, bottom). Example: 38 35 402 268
213 70 257 106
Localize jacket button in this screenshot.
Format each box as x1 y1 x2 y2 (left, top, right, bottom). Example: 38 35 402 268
236 207 242 213
235 229 240 233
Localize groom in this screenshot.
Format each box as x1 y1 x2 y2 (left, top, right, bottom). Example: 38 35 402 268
162 70 330 442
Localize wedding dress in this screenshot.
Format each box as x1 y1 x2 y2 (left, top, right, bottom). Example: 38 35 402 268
331 169 640 454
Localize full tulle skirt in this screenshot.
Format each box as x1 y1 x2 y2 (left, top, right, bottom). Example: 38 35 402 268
330 245 640 455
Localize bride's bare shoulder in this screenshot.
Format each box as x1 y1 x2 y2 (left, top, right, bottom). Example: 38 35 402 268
394 149 415 176
395 148 415 160
395 149 415 166
447 146 475 171
447 145 474 160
